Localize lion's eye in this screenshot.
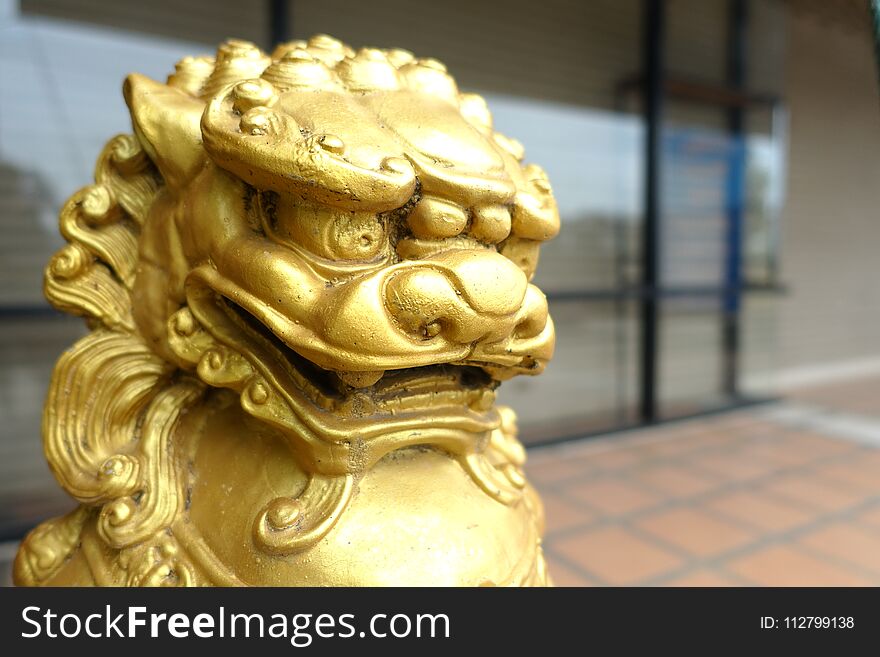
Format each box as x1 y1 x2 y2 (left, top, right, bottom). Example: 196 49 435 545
260 193 388 262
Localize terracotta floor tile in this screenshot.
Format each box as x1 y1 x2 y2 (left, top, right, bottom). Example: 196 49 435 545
799 524 880 575
630 464 719 499
718 417 785 434
526 457 592 487
662 568 742 587
705 490 815 533
734 441 826 468
775 430 856 459
848 451 880 472
522 381 880 588
813 458 880 497
545 557 594 587
552 526 683 585
581 447 642 472
858 505 880 529
540 491 595 535
564 478 660 516
688 451 779 482
643 431 736 457
639 422 710 440
726 546 871 586
635 507 756 557
762 474 867 513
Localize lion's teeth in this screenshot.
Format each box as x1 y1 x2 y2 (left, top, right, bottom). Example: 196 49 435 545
336 370 385 388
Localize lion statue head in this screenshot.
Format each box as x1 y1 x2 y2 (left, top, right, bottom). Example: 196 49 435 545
15 35 559 587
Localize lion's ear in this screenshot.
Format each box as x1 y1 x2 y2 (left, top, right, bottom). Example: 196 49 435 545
123 73 205 189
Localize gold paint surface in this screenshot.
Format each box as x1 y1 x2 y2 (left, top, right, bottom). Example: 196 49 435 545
15 35 560 587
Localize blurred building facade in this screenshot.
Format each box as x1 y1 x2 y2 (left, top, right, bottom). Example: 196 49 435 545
0 0 877 537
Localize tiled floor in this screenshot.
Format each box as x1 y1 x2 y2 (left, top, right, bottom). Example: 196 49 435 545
532 376 880 586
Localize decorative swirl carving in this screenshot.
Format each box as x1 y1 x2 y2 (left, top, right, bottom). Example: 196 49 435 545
42 330 170 503
97 379 203 549
254 474 355 556
47 242 91 280
58 186 138 287
95 134 159 225
45 250 134 330
81 523 198 587
14 508 90 586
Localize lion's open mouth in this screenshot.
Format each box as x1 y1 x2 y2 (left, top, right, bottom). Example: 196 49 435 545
219 296 497 416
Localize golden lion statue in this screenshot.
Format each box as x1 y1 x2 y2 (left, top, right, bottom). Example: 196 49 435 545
14 35 559 586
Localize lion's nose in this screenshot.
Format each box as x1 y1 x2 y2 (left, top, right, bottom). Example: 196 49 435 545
513 285 550 340
437 250 527 315
384 250 536 343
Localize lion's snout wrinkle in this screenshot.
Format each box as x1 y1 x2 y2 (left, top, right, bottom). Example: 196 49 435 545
384 249 542 346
